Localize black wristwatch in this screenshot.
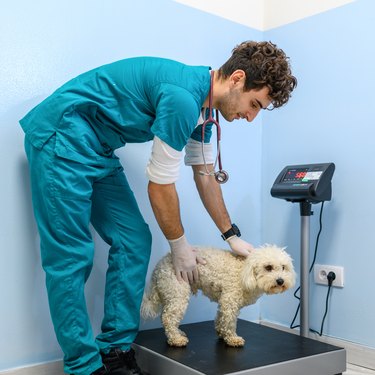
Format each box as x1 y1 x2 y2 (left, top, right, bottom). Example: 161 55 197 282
221 223 241 241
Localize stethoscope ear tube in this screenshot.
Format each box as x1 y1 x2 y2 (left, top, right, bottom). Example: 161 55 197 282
200 70 229 184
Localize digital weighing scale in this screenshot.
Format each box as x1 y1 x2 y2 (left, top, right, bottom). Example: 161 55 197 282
134 162 346 374
271 162 335 337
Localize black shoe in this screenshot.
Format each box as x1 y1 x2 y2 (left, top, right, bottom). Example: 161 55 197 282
92 366 110 375
70 365 110 375
101 348 146 375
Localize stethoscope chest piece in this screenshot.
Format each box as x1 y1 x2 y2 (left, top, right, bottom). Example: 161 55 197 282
215 170 229 184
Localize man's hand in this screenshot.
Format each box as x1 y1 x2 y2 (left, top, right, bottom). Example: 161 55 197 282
227 236 255 257
169 234 206 283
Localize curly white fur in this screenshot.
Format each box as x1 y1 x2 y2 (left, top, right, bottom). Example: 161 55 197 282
141 244 296 347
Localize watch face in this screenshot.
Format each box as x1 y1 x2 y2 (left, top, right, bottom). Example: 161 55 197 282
232 224 241 237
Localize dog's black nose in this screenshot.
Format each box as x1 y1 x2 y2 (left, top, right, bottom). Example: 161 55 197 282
276 278 284 286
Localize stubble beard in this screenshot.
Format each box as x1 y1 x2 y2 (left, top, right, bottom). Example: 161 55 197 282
216 87 241 122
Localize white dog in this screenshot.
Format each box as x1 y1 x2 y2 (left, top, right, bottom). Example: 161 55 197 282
141 244 296 347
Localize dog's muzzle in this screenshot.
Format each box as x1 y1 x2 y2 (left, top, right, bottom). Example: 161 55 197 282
276 278 284 286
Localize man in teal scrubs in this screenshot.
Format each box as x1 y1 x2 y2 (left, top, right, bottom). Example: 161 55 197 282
20 41 296 375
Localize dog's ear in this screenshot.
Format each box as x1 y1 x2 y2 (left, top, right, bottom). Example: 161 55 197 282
242 258 258 290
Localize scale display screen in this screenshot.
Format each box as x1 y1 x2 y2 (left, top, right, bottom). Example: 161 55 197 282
281 168 323 183
271 163 335 203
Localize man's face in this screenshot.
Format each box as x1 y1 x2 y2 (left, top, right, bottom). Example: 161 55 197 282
218 84 271 123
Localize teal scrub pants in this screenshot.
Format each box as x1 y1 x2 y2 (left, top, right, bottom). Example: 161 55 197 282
25 135 152 375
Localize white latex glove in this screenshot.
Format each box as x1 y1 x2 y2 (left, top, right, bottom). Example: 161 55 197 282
168 234 206 283
227 236 255 257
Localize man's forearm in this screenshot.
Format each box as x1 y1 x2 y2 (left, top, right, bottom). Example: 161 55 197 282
148 181 184 240
192 164 232 233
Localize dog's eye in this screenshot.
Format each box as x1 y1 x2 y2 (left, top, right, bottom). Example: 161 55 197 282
265 265 273 272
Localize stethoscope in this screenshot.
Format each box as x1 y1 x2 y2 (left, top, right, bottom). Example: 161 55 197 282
199 70 229 184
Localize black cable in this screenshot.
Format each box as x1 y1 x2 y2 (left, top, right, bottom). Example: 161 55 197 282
310 272 335 336
290 201 325 330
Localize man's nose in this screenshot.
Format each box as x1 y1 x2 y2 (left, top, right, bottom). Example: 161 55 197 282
245 111 258 122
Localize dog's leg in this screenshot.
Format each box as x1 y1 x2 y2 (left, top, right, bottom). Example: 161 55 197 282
215 297 244 347
161 285 191 347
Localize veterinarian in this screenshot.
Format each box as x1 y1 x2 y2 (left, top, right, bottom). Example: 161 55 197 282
20 41 296 375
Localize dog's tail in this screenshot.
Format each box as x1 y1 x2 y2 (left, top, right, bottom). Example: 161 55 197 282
141 276 162 320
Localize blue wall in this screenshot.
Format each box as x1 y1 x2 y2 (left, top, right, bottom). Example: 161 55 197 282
0 0 263 371
261 0 375 347
2 0 374 371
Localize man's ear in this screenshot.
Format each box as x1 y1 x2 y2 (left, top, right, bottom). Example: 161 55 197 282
230 69 246 86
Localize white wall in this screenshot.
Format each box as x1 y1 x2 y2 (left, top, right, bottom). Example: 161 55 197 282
0 0 263 371
173 0 357 30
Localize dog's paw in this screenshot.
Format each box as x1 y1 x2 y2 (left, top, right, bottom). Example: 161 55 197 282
167 335 189 347
225 336 245 347
178 329 187 337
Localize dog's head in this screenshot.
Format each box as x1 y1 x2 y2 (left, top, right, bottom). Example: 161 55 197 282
241 244 296 294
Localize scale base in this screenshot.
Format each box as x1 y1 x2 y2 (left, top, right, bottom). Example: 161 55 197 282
134 319 346 375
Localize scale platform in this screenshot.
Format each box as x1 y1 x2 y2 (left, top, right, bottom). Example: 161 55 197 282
134 319 346 375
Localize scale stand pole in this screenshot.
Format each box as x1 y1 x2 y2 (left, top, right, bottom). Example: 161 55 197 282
300 201 312 337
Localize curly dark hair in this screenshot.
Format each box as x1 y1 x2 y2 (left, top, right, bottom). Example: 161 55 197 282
218 41 297 109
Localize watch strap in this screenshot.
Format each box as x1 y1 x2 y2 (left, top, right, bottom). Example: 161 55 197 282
221 223 241 241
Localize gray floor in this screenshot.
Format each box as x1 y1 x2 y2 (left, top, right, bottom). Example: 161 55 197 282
345 364 375 374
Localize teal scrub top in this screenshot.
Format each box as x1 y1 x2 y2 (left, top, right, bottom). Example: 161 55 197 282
20 57 213 162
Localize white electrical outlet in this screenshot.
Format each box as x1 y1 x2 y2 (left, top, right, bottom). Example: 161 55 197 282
314 264 344 287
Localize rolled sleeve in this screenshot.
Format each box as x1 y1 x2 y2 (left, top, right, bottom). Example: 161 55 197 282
146 136 183 184
184 138 214 166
